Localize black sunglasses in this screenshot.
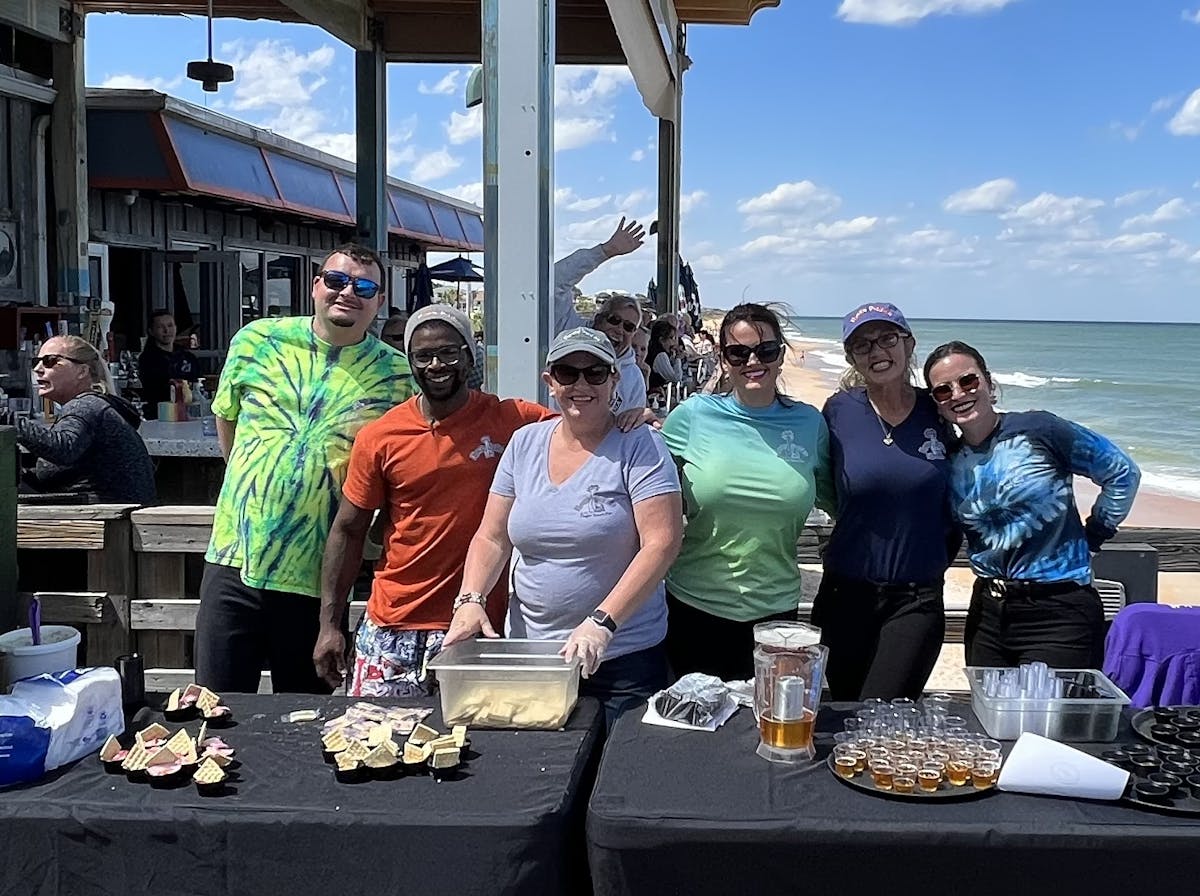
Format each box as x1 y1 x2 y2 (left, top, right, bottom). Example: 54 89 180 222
604 314 638 334
550 363 613 386
848 330 906 356
34 354 86 369
410 347 466 369
722 340 783 366
319 269 380 299
931 372 982 404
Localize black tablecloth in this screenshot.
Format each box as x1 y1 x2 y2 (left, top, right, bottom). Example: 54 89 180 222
0 694 603 896
587 702 1199 896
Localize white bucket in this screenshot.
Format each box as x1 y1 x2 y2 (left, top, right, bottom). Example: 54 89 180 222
0 625 82 691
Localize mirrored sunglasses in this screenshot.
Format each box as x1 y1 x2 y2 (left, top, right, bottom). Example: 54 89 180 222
320 269 380 299
931 372 982 403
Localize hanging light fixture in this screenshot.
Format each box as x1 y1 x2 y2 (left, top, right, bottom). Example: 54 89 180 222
186 0 235 93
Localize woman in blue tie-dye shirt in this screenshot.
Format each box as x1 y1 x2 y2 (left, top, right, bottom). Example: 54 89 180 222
923 341 1141 669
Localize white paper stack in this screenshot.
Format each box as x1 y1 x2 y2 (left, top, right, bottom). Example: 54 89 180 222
996 732 1130 800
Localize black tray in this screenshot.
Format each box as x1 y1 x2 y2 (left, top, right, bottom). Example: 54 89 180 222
1098 752 1200 817
825 752 996 802
1131 706 1200 748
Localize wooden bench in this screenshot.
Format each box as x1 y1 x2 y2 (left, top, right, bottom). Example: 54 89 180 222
16 503 139 664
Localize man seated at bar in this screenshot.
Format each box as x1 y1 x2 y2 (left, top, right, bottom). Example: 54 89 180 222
194 243 414 694
137 309 198 419
0 335 155 504
314 304 555 696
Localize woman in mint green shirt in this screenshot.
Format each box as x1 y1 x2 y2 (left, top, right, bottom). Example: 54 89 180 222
661 303 833 680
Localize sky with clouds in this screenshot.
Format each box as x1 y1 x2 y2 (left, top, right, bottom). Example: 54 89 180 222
84 1 1200 322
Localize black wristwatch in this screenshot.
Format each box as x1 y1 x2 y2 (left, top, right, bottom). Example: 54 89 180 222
588 609 618 633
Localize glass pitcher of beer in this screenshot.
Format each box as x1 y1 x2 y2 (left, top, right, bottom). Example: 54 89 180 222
753 621 827 763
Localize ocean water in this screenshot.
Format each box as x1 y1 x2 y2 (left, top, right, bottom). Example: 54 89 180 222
785 317 1200 501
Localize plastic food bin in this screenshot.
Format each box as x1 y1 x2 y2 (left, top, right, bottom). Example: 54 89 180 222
428 639 581 729
966 667 1130 742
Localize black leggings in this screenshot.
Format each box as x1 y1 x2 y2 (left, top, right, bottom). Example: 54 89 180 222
664 591 797 682
964 579 1104 669
194 562 337 695
810 573 946 701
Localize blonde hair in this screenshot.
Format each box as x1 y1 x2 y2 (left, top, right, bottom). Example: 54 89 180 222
53 335 114 395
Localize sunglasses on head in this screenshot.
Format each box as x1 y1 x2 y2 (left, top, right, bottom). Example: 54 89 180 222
931 372 982 403
722 340 783 366
848 330 906 356
550 362 613 386
604 314 638 334
319 269 380 299
409 346 466 369
34 354 86 369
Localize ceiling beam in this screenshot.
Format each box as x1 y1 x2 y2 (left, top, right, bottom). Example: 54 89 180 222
277 0 369 49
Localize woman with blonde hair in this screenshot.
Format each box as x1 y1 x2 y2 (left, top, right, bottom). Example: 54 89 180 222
0 335 155 504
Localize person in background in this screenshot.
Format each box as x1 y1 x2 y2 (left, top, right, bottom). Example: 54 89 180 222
468 329 486 390
812 302 959 701
631 326 652 389
314 305 554 695
195 243 413 694
137 309 198 419
554 217 648 417
661 303 833 681
380 311 409 353
692 330 717 387
923 340 1140 669
445 327 682 726
0 335 154 504
646 319 684 400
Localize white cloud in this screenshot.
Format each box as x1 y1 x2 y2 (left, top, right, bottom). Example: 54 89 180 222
555 187 612 213
616 189 651 210
221 40 336 113
1183 9 1200 24
94 73 182 91
630 148 646 162
556 117 613 151
1168 88 1200 135
692 254 725 272
1114 189 1153 208
736 181 842 223
1001 192 1104 228
445 182 483 207
942 178 1017 214
836 0 1019 27
1121 197 1191 230
811 216 880 239
409 148 462 182
680 190 708 215
893 228 957 250
1104 232 1173 254
418 69 466 96
565 215 621 245
445 107 482 145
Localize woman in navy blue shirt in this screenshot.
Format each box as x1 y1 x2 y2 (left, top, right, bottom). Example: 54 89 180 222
923 341 1140 668
812 303 960 700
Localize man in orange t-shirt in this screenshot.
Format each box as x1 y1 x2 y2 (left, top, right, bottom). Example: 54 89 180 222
313 305 553 696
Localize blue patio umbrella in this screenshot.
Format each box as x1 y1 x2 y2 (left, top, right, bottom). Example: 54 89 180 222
409 262 434 313
427 256 484 303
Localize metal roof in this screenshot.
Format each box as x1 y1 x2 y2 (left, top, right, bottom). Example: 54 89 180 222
86 88 484 252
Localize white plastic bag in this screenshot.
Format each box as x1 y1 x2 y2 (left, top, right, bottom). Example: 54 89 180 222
6 667 124 777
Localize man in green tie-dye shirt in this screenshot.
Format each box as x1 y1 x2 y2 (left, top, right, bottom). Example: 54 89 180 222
195 243 413 694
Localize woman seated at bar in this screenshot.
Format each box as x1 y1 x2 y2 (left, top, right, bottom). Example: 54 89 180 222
444 327 682 725
923 340 1140 668
646 319 685 402
660 303 834 681
0 335 155 505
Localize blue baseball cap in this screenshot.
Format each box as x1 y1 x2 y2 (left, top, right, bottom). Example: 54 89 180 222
842 302 911 343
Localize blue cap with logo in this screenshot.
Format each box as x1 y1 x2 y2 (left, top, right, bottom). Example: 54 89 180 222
842 302 911 343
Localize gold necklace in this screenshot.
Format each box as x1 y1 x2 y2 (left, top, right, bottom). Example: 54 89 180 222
867 389 912 446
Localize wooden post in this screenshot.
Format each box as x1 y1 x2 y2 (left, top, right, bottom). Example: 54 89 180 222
85 513 135 663
51 19 90 307
0 428 17 631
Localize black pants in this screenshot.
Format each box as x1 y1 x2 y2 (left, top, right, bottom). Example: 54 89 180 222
194 562 335 695
964 579 1104 669
583 643 671 733
664 590 797 682
810 573 946 701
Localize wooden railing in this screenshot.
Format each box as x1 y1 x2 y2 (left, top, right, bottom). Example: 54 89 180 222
16 504 1200 686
